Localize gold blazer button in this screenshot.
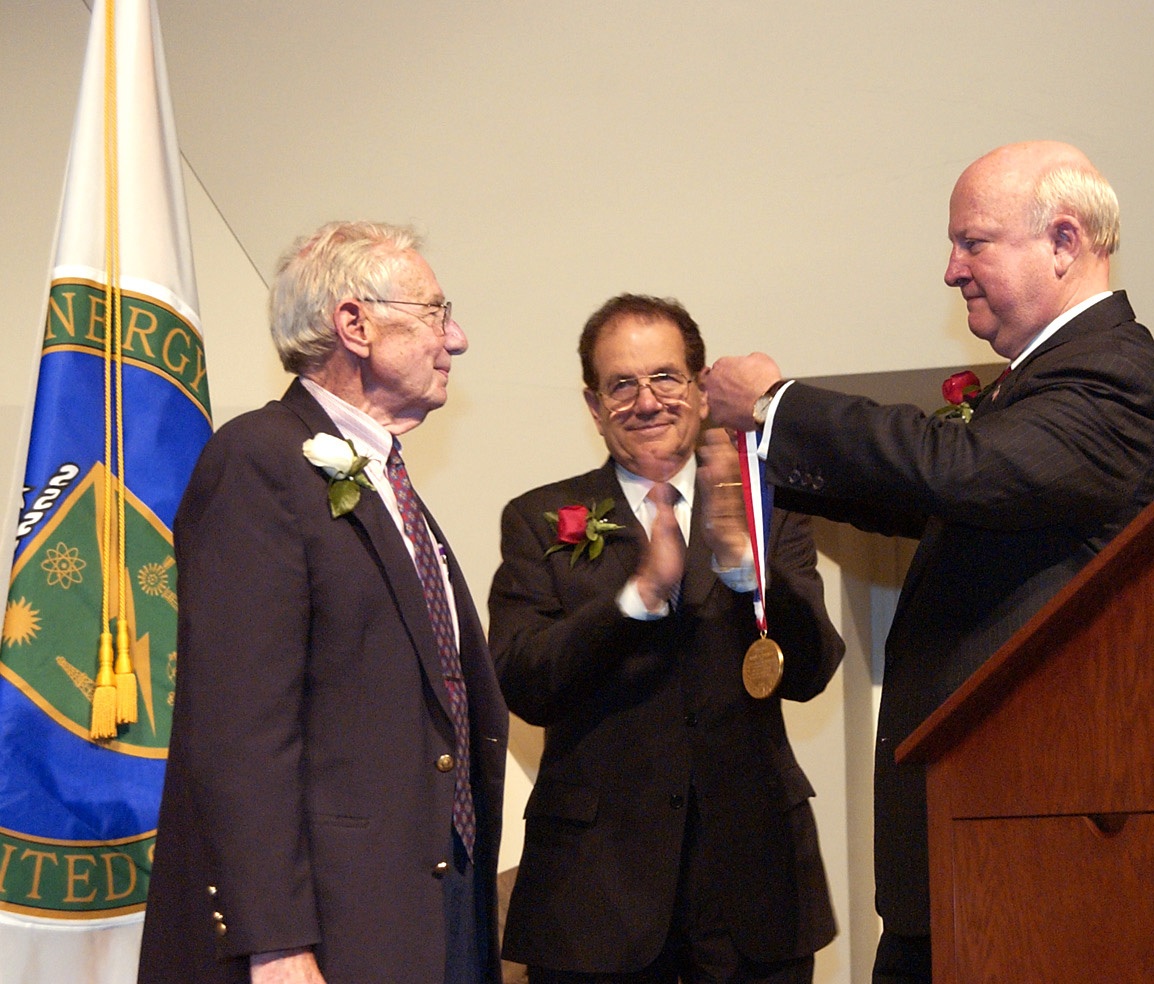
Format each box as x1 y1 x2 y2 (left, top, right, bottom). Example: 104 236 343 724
436 754 455 772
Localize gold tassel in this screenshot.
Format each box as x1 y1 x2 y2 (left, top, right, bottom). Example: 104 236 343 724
90 629 118 740
114 617 137 724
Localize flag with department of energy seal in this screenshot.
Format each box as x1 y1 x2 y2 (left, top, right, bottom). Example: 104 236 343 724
0 0 209 977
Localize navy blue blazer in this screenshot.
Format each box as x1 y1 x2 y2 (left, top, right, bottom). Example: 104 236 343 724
139 379 508 984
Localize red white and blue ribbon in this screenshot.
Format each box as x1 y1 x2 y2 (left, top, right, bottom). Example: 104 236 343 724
737 429 773 633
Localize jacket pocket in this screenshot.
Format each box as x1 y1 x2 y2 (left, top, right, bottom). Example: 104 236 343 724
308 812 370 829
523 778 598 826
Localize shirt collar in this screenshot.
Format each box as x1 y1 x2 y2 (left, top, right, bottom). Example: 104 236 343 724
300 376 398 461
614 456 697 520
1010 291 1113 369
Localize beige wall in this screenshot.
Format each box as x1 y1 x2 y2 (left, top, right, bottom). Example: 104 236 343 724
4 3 1153 981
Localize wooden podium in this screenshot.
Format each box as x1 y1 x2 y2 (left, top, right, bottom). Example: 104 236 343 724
897 500 1154 983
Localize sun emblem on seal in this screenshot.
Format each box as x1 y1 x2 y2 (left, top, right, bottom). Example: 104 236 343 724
3 597 42 647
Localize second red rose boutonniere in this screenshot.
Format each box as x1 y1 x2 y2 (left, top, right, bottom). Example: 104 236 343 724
302 433 375 518
935 370 983 422
544 498 624 566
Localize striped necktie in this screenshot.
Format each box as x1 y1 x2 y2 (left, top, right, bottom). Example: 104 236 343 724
647 482 686 609
385 444 475 858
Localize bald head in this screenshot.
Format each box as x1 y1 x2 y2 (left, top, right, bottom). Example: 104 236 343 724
945 142 1117 359
958 142 1119 255
966 140 1094 179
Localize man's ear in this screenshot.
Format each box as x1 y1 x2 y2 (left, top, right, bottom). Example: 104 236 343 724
1051 215 1083 277
332 299 372 358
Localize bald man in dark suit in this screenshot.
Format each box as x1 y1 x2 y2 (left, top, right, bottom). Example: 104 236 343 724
704 141 1154 983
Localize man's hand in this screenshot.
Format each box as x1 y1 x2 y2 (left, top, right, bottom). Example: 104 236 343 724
702 353 782 431
696 429 750 568
251 949 326 984
634 484 685 612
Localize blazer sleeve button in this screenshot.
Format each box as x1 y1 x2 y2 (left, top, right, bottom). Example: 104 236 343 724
436 754 454 773
669 794 685 809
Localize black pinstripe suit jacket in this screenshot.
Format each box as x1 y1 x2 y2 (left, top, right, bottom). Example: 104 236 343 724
768 291 1154 935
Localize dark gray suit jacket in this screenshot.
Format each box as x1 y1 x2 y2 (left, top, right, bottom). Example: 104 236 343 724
766 291 1154 935
139 379 508 984
489 458 844 972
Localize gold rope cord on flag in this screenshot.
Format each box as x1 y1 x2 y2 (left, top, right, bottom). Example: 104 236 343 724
91 0 137 739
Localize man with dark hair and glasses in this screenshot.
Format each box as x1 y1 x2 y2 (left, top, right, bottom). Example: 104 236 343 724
140 221 508 984
489 293 844 983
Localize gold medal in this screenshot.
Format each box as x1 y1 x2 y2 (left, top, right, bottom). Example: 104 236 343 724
743 636 783 699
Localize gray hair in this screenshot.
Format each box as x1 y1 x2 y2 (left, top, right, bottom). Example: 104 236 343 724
269 220 422 375
1030 164 1119 256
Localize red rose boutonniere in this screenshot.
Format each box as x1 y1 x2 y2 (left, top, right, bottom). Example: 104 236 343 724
935 370 982 422
544 498 624 566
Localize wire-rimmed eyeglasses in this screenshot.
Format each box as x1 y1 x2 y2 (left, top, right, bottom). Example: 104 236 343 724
358 297 452 335
598 371 694 412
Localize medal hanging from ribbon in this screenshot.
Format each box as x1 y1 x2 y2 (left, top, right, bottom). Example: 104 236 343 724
738 430 784 698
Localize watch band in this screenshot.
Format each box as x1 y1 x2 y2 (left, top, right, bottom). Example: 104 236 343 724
751 379 789 426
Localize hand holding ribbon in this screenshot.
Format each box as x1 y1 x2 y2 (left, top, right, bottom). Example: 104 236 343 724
699 353 783 432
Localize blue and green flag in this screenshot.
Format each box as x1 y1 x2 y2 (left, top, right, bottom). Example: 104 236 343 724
0 0 209 975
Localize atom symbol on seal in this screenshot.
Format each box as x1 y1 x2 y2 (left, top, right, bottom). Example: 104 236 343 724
41 541 86 589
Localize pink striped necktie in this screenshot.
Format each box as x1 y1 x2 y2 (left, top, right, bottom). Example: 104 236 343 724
647 482 686 610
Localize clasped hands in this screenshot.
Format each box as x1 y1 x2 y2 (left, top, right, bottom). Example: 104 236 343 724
631 352 781 610
692 350 784 567
696 430 750 570
632 424 759 612
695 352 786 569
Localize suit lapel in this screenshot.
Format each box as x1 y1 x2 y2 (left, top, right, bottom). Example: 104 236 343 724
590 460 644 585
279 380 456 720
681 494 717 609
350 494 456 715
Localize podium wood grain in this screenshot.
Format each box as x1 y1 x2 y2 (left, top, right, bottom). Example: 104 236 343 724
899 499 1154 983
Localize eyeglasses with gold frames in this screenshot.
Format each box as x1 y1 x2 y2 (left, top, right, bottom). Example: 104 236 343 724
358 297 452 335
598 371 694 412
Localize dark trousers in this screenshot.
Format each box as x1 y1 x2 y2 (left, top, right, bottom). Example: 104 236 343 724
527 791 816 984
527 955 813 984
872 930 931 984
444 826 489 984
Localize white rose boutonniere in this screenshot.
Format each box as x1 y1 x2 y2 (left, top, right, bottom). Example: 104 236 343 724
302 433 374 518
